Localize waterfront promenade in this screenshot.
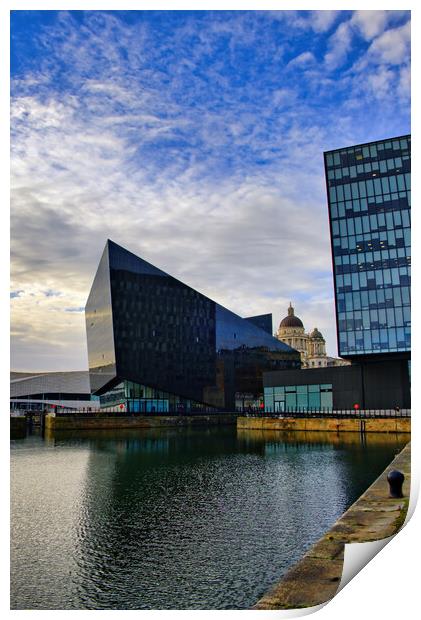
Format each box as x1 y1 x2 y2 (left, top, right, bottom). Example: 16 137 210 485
254 441 411 609
11 408 411 438
41 409 409 433
238 413 410 434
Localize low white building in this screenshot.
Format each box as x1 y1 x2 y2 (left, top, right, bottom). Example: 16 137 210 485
10 370 97 412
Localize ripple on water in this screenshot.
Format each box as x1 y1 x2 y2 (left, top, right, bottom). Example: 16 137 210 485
10 428 407 609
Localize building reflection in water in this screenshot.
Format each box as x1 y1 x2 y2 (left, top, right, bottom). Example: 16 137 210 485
37 426 407 610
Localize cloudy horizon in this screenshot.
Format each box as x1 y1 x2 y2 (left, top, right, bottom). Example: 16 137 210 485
10 9 410 372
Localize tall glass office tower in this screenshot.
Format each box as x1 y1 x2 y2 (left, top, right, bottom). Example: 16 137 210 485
261 136 411 412
324 135 411 359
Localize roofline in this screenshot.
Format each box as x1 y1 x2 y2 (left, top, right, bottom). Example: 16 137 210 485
11 370 88 376
323 134 410 155
102 239 292 352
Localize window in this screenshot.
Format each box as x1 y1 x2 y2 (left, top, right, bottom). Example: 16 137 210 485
267 384 333 411
285 392 296 409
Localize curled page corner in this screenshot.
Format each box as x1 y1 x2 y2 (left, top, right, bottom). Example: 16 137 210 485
291 601 330 618
337 536 394 593
335 441 413 597
405 478 419 524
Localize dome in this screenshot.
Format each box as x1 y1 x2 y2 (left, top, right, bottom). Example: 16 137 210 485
279 303 304 329
310 327 324 340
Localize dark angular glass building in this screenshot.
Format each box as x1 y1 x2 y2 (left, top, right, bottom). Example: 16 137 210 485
244 313 273 335
85 240 300 413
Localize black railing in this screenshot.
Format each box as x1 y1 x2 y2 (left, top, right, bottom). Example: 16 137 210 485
45 409 239 418
242 408 411 419
16 408 411 419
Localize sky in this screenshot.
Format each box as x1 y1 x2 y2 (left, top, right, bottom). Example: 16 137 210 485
10 8 411 371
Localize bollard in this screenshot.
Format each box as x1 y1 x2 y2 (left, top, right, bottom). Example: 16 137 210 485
387 470 405 498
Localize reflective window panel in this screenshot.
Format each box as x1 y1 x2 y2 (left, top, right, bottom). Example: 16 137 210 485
264 384 333 412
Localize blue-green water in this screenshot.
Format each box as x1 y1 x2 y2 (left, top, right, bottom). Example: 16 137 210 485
10 427 407 609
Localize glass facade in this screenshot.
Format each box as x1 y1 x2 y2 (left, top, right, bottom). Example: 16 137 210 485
85 240 301 412
324 136 411 356
264 384 333 412
99 381 216 413
85 244 116 393
244 313 273 335
108 240 216 408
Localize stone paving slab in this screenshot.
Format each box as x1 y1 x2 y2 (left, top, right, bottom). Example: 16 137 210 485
254 441 411 610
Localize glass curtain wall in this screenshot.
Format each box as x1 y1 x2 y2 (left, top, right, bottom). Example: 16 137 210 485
99 380 218 413
263 384 333 412
325 136 411 356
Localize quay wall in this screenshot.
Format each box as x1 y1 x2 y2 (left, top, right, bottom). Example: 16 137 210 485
237 416 410 434
45 413 237 431
45 414 411 433
254 441 411 609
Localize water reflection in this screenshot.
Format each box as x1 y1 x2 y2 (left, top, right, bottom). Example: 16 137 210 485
11 427 408 609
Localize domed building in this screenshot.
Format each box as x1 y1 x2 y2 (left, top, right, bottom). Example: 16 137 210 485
277 303 309 365
276 303 349 369
308 327 326 358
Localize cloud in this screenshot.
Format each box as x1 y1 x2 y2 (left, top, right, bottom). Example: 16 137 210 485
364 67 397 99
287 51 316 69
366 20 410 65
342 19 410 105
351 11 391 41
266 10 339 34
10 93 337 366
324 20 354 70
324 11 410 72
10 10 410 370
272 87 298 107
43 289 61 297
309 10 339 33
264 11 309 30
398 64 411 99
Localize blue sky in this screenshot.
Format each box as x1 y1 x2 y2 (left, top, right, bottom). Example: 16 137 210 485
10 9 411 371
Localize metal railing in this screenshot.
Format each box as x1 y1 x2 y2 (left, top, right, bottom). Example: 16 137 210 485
13 408 410 420
47 408 239 418
242 408 411 419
